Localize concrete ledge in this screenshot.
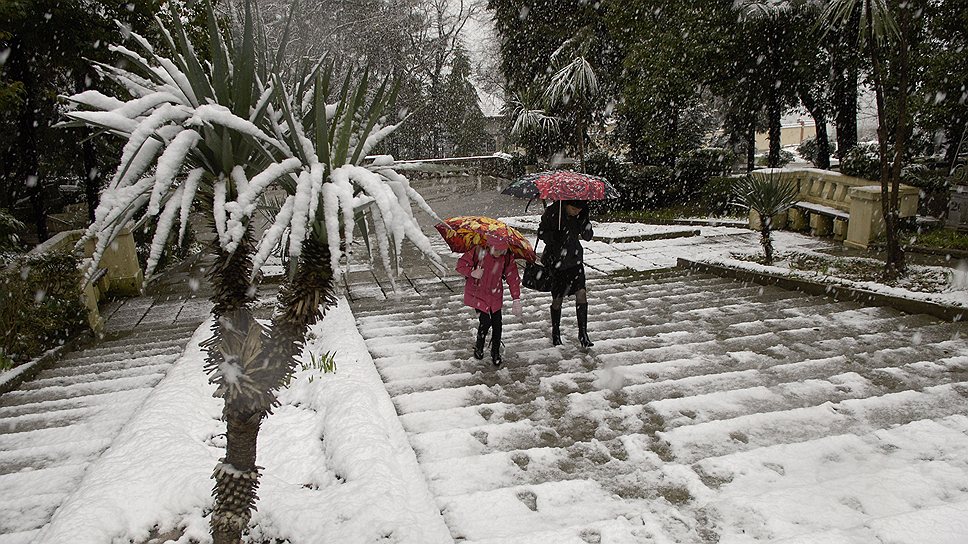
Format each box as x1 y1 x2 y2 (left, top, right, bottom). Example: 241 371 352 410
677 258 966 323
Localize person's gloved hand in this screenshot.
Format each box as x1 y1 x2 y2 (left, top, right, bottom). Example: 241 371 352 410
470 268 484 279
511 299 523 319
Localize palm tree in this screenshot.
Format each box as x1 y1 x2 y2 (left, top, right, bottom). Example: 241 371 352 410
819 0 908 279
61 2 441 542
544 33 600 173
733 172 800 264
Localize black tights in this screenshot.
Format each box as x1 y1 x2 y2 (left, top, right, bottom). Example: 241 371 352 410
477 310 503 356
551 289 588 309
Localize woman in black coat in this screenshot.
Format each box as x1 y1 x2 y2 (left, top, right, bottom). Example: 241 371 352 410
537 200 594 347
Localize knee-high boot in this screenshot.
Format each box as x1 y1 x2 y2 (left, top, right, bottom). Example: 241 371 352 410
577 303 593 347
551 307 562 346
475 311 490 359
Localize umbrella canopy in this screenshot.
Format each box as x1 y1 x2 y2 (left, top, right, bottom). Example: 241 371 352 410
435 216 537 262
502 170 620 201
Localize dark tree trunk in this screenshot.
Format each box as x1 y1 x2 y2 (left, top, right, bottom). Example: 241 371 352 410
20 74 46 241
204 228 263 544
800 88 831 169
886 5 914 279
831 7 860 158
746 123 756 172
767 94 782 168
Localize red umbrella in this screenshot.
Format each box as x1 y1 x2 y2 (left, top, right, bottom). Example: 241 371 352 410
502 170 620 201
435 216 537 262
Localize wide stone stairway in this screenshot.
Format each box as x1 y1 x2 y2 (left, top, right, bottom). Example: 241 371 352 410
0 295 211 544
351 269 968 543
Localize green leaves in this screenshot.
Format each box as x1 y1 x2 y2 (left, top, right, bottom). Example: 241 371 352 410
732 172 800 218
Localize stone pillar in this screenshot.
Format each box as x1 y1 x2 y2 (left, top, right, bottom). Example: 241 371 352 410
845 185 919 249
85 225 144 296
810 214 833 236
787 208 809 231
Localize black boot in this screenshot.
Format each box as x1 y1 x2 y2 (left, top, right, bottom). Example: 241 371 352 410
474 311 490 359
491 310 503 366
551 307 563 346
577 303 594 347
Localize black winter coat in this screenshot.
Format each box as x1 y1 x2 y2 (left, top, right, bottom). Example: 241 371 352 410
537 203 593 271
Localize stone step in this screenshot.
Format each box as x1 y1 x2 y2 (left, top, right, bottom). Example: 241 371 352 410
0 387 151 420
437 478 652 543
0 436 112 476
660 382 968 464
22 361 173 391
0 398 145 436
34 352 180 381
62 337 188 362
0 373 165 409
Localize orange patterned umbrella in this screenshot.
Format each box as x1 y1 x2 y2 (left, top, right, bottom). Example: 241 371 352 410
435 216 536 262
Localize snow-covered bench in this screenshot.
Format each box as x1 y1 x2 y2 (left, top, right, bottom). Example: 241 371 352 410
748 168 919 249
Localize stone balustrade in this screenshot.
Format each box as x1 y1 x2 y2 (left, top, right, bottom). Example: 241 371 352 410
748 168 919 249
27 225 143 333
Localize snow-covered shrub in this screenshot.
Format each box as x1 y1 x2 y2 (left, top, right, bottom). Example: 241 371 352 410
0 251 86 364
675 147 736 201
840 143 881 180
700 176 739 216
0 209 25 252
797 137 818 166
755 149 794 168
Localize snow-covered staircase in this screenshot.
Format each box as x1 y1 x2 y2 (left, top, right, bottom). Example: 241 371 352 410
0 296 211 544
352 269 968 543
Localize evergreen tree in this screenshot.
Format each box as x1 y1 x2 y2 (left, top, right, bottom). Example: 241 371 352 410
442 46 490 156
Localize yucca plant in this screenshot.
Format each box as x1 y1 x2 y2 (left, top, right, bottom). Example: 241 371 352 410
733 172 800 264
60 2 440 543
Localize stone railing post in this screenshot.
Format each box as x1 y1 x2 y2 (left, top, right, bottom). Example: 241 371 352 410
84 224 144 296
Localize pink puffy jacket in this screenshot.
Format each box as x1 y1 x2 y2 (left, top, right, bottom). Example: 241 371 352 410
457 249 521 314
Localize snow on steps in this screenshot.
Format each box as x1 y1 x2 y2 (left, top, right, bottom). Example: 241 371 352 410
0 299 210 541
353 269 968 543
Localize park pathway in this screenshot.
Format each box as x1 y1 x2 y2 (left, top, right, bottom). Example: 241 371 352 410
0 279 211 544
351 266 968 543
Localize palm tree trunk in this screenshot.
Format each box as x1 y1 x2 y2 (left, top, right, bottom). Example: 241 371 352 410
265 236 336 391
203 229 265 544
866 10 902 280
767 93 782 169
760 225 774 265
887 5 913 277
747 123 756 173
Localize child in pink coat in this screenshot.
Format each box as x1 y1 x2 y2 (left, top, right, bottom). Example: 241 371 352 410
456 237 523 366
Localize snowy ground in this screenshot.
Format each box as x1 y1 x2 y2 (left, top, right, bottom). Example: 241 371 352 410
3 172 967 543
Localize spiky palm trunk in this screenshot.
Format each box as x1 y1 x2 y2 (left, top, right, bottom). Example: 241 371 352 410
760 223 774 265
202 229 267 544
265 236 337 390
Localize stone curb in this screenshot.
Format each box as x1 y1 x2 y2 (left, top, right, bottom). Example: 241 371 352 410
677 258 967 323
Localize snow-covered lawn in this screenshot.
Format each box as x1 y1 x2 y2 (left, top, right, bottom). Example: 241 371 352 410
27 301 449 544
703 249 968 309
501 215 700 242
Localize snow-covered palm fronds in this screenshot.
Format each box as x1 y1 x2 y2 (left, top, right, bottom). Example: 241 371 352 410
248 64 442 282
818 0 899 46
509 91 560 138
60 1 297 281
544 56 599 108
